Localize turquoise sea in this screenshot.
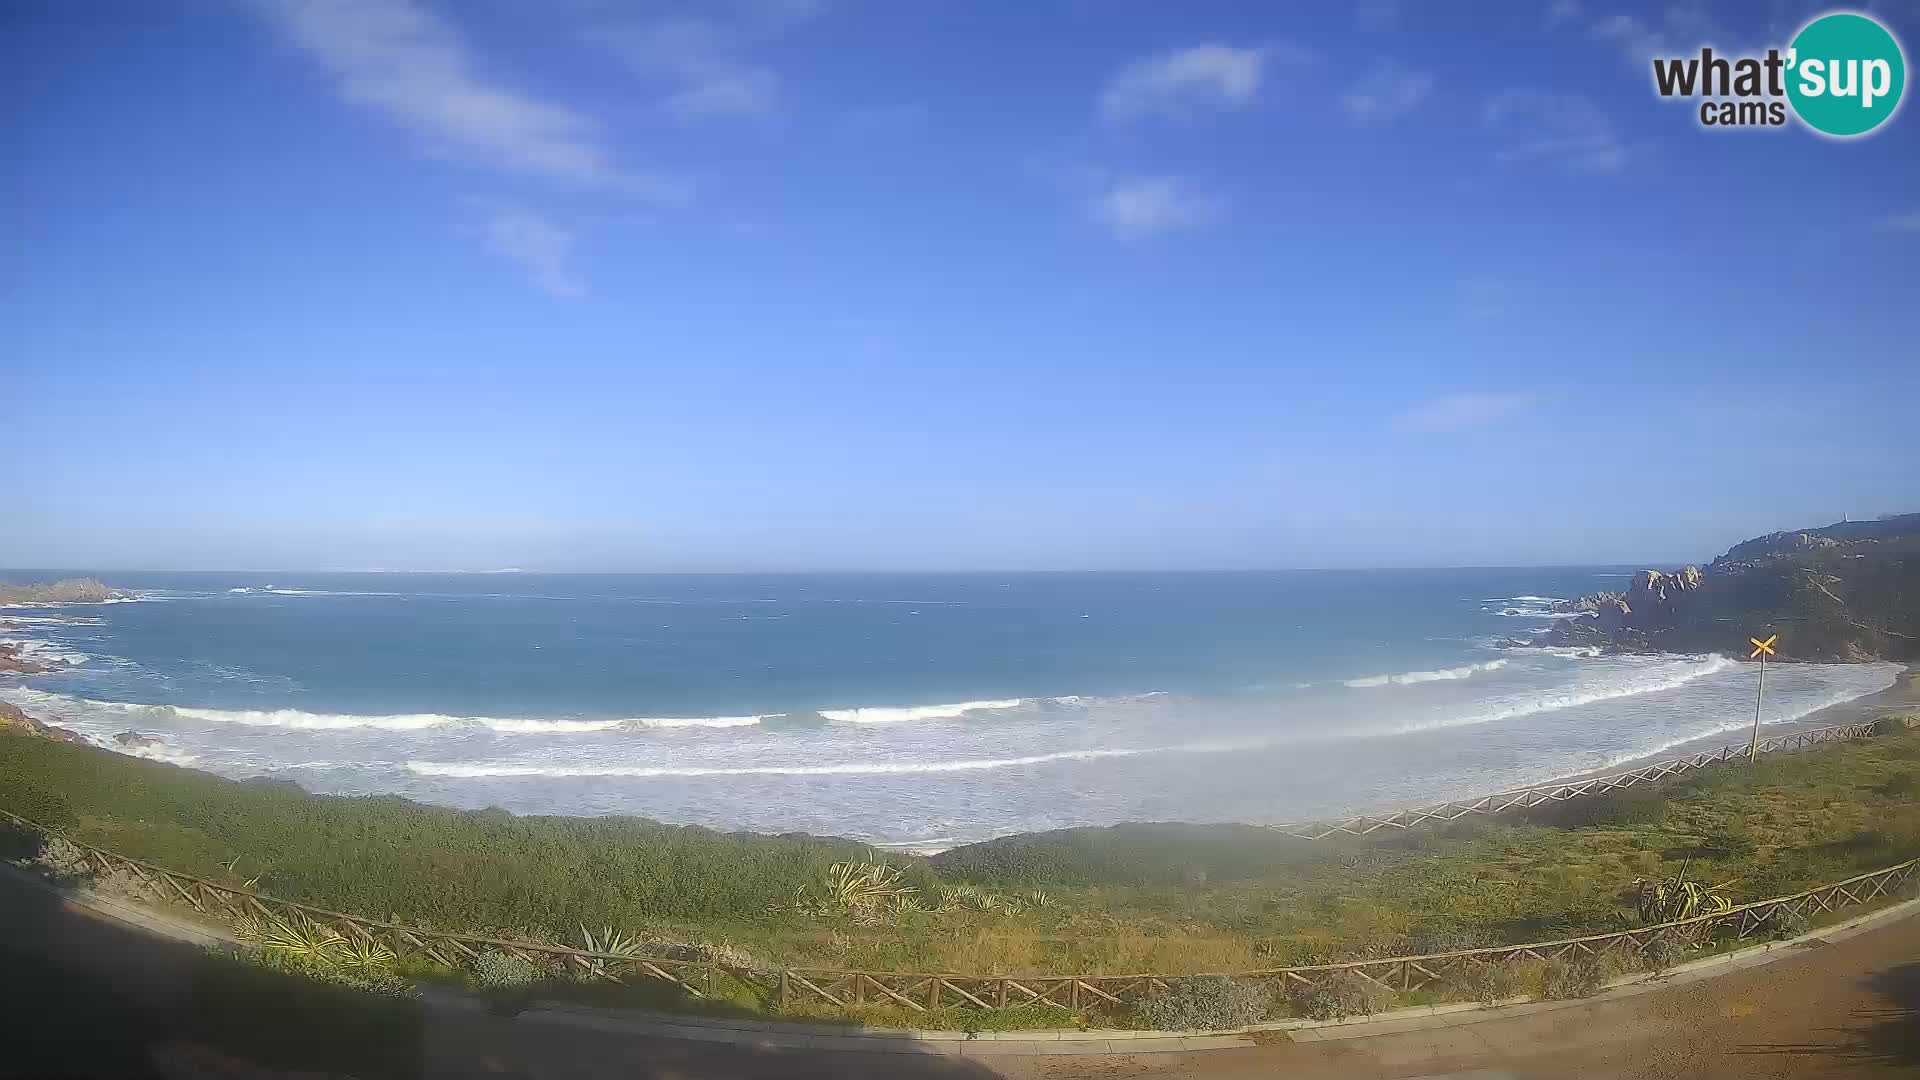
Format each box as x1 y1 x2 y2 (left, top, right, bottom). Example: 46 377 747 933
1 570 1898 848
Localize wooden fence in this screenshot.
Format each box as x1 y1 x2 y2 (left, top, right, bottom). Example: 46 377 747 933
3 804 1913 1017
1269 721 1882 840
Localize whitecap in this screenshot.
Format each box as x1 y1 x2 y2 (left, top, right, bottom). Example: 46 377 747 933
817 698 1025 724
1343 659 1508 688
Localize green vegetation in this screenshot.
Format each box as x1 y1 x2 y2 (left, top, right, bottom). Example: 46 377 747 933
3 719 1918 1029
1136 976 1270 1030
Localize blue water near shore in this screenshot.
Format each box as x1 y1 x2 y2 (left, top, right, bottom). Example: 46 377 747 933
0 570 1899 848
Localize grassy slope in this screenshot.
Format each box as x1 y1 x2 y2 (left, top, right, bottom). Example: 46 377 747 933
3 723 1918 977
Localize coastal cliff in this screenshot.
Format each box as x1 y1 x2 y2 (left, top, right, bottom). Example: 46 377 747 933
1535 513 1920 661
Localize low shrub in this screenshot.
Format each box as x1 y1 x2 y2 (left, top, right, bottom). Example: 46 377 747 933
1135 976 1272 1030
472 949 540 1015
1634 935 1690 973
1540 957 1610 999
473 949 537 991
1286 971 1390 1021
1456 961 1523 1005
1758 905 1811 941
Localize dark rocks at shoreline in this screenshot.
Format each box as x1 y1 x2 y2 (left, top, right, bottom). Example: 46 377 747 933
113 731 160 749
1532 514 1920 663
0 642 50 675
0 577 128 606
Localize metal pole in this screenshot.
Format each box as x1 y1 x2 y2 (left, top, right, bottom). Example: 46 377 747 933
1748 651 1767 763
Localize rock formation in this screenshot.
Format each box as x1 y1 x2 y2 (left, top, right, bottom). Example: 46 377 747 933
1535 514 1919 662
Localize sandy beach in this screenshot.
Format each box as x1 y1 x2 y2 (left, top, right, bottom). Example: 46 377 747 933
1542 662 1919 790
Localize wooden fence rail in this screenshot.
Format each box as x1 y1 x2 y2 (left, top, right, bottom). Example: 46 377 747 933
1268 721 1882 839
2 806 1913 1018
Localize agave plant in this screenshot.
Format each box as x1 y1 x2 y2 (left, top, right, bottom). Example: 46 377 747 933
825 860 918 912
577 925 648 980
237 913 347 962
1628 874 1736 923
334 936 398 974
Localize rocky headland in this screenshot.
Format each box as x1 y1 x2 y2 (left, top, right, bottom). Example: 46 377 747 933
1533 513 1920 662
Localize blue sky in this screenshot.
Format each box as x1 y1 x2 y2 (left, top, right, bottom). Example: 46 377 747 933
4 0 1917 571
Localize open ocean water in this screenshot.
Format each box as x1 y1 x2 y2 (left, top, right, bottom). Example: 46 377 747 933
0 570 1899 849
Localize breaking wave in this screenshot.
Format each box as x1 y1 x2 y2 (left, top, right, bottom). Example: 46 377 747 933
1344 659 1508 688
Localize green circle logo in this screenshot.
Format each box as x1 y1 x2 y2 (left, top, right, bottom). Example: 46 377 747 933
1786 13 1906 137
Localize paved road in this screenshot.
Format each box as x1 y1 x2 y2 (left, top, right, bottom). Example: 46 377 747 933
2 872 1914 1079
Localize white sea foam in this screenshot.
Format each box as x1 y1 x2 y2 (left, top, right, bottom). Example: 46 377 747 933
818 698 1025 723
1 639 91 666
633 715 767 729
405 743 1196 779
124 742 201 767
1380 655 1739 736
1344 659 1508 688
13 697 933 734
170 706 455 730
1579 667 1902 774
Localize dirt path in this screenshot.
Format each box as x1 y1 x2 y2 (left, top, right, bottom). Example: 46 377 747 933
3 870 1914 1079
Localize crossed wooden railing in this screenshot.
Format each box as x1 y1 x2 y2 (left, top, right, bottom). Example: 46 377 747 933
3 804 1914 1017
1269 722 1883 839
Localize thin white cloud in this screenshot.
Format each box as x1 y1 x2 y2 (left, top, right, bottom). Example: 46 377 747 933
1547 0 1582 27
1884 210 1920 231
1589 7 1730 67
256 0 683 202
480 207 583 297
1485 90 1634 174
1101 43 1305 120
591 15 780 120
1093 177 1220 238
1395 393 1537 434
1341 60 1433 123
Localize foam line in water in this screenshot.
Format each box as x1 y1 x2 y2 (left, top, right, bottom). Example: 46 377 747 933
1380 655 1739 736
1343 659 1508 688
404 739 1256 779
817 698 1025 723
10 696 1032 733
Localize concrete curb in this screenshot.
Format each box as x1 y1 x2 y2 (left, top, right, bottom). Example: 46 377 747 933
12 859 1917 1058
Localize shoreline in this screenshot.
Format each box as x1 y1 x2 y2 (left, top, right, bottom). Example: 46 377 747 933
8 661 1912 855
4 588 1912 850
1542 660 1918 788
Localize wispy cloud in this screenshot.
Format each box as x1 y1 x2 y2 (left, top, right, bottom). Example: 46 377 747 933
1355 0 1400 31
1485 90 1635 174
1101 43 1307 120
1394 392 1536 434
256 0 681 201
479 207 583 297
1341 60 1433 124
1547 0 1582 26
1884 209 1920 231
1093 177 1220 238
590 15 783 120
1589 7 1731 67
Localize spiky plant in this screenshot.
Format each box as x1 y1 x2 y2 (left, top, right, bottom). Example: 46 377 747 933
577 925 648 980
334 936 398 974
1628 874 1736 923
237 913 347 963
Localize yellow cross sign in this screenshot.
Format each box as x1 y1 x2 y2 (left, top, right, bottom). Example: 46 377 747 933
1749 635 1778 659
